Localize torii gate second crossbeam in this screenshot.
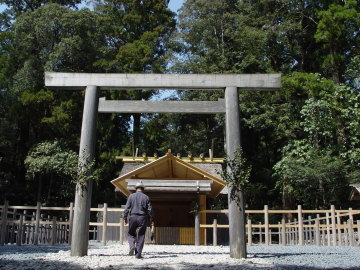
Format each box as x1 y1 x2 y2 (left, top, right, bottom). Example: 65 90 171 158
45 72 281 259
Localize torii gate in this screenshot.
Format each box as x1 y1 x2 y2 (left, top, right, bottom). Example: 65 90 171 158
45 72 281 259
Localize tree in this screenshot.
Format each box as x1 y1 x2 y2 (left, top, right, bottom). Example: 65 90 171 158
24 141 78 203
315 0 359 84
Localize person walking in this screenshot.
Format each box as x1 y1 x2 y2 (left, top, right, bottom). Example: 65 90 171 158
123 182 154 259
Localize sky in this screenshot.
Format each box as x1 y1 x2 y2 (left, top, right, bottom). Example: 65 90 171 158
0 0 185 13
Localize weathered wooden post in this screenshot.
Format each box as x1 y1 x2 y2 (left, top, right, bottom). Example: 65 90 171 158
298 205 304 245
68 202 74 245
315 218 320 246
120 216 124 245
281 218 286 245
17 214 25 246
51 217 57 245
34 202 41 245
326 212 331 246
264 205 269 245
330 205 337 246
195 212 200 246
71 85 99 256
247 219 252 246
259 222 262 244
225 86 246 259
336 212 342 246
102 203 108 246
213 219 217 246
0 201 9 246
348 208 354 246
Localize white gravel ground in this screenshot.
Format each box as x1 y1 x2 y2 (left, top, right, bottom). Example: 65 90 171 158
0 242 359 270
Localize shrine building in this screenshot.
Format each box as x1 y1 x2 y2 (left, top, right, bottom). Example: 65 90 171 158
111 150 227 244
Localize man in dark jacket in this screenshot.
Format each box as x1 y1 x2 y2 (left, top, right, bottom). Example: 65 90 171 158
123 182 154 259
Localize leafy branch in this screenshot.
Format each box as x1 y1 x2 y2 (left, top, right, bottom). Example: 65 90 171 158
217 148 251 206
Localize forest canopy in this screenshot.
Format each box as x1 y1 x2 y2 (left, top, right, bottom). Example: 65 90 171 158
0 0 359 210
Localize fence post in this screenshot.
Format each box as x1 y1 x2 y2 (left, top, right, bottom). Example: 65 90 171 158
0 201 9 246
297 205 304 245
343 221 348 246
331 205 337 246
213 219 217 246
247 219 252 246
34 202 41 245
356 220 360 246
10 209 16 244
195 212 200 246
315 218 320 246
51 217 57 245
259 222 262 244
348 208 354 247
336 212 342 246
16 214 24 246
102 203 108 246
120 216 124 245
264 205 269 245
325 212 330 246
281 218 286 245
68 202 74 245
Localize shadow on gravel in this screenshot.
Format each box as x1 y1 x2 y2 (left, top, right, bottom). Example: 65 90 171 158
0 245 69 255
250 252 343 258
1 258 360 270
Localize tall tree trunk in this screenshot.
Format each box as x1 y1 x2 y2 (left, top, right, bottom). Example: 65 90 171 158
37 175 42 202
47 174 53 202
132 114 141 148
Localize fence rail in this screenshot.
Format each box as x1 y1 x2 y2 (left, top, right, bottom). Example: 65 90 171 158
1 201 359 247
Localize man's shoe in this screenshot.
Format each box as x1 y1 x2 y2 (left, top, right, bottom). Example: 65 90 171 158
135 255 143 259
129 248 136 256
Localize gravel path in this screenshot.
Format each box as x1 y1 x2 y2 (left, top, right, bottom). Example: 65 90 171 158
0 242 359 269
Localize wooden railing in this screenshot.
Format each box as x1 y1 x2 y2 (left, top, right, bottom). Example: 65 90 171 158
1 202 359 247
197 205 360 246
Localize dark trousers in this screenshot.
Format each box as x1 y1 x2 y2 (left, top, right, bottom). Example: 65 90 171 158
128 215 147 257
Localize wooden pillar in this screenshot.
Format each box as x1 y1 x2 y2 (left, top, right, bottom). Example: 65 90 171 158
68 202 74 245
195 212 200 246
337 212 342 246
102 203 108 246
315 218 320 246
34 202 41 245
225 86 246 259
213 219 218 246
259 222 262 244
120 216 124 245
51 217 57 245
247 219 252 246
281 218 286 245
264 205 269 245
297 205 304 245
0 201 9 246
199 195 206 245
348 208 354 246
71 85 99 256
331 205 337 246
16 214 24 246
326 212 331 246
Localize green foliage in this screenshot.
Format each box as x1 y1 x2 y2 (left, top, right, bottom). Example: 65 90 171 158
217 148 251 206
24 140 78 178
315 0 359 83
274 150 351 209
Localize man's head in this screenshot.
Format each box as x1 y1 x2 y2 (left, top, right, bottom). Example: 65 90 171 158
135 182 144 192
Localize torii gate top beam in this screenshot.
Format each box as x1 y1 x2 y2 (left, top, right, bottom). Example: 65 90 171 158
45 72 281 90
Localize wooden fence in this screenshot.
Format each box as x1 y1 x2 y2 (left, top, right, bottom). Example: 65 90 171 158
1 202 359 247
198 205 360 246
